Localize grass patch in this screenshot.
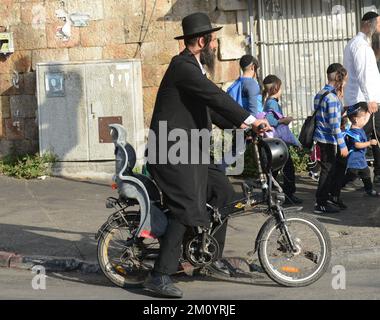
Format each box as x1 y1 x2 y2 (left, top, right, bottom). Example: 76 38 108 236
0 152 58 179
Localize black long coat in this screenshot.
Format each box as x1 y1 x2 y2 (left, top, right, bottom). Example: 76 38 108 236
147 49 250 226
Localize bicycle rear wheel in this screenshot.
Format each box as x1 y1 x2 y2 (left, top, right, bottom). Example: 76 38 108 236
258 212 331 287
97 211 159 287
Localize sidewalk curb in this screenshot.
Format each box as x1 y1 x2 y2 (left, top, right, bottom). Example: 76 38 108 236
1 247 379 275
0 251 100 274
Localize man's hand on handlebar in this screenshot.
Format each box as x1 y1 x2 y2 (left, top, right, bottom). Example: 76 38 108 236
240 119 272 139
252 119 272 133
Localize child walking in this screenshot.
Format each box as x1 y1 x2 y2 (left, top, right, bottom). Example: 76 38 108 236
313 63 348 214
263 75 302 205
341 103 379 197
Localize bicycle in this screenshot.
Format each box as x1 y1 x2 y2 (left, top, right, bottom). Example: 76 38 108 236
96 124 331 288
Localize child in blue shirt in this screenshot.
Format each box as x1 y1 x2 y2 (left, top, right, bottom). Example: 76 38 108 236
263 75 302 205
223 55 263 173
341 102 379 197
227 55 263 116
240 55 263 116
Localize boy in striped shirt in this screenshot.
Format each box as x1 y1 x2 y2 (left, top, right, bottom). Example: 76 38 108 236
313 63 349 214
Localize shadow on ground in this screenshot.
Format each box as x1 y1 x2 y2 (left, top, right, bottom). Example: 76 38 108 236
0 223 96 259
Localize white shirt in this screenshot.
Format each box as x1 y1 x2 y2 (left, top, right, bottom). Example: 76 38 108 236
343 32 380 106
196 57 257 125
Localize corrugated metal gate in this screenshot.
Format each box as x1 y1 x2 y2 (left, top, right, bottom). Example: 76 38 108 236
257 0 364 133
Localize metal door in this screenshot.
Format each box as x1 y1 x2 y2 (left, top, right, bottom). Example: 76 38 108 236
85 61 142 161
37 63 89 161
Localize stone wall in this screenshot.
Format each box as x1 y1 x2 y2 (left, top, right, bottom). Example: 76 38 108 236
0 0 250 157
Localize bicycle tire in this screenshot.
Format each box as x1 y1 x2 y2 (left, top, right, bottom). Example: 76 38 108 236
97 211 156 288
257 212 331 287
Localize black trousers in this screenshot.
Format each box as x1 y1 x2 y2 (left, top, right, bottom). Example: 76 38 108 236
273 149 296 197
331 165 373 198
343 167 373 193
316 143 345 205
153 165 236 275
329 153 348 199
364 113 380 176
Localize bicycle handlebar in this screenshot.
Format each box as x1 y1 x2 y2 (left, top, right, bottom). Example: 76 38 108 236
244 123 267 140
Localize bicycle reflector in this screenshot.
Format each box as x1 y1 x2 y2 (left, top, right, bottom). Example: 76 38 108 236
281 266 300 273
259 138 289 173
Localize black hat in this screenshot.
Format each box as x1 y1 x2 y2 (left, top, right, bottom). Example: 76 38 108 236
362 11 379 21
175 12 222 40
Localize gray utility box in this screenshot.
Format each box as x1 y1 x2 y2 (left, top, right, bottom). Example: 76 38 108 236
36 60 144 163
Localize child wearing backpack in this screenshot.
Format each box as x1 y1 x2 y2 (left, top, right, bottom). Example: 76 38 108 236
227 55 263 116
263 75 302 205
313 63 349 214
340 103 379 197
222 55 263 173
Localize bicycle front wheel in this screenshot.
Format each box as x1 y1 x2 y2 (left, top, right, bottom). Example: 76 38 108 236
258 212 331 287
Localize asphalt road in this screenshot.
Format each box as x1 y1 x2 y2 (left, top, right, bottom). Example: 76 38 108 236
0 265 378 300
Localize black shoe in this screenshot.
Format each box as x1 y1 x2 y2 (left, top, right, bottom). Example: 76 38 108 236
314 204 340 214
284 195 303 205
143 273 183 298
308 171 319 182
327 196 347 210
206 259 232 277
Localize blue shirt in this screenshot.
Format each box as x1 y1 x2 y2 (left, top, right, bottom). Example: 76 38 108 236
313 84 346 150
345 128 368 170
264 98 283 127
241 77 263 116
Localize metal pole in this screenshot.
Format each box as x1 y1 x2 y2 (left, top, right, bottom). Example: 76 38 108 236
248 0 256 56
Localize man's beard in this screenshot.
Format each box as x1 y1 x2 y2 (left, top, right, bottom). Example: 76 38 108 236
200 45 217 78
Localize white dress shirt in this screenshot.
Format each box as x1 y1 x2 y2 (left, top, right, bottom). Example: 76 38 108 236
343 32 380 106
196 57 257 126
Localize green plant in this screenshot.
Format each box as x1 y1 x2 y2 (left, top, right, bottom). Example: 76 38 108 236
289 147 310 173
0 152 58 179
242 145 259 178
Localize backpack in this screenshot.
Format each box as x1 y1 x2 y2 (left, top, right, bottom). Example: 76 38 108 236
227 78 243 107
298 91 331 149
343 129 363 156
256 111 301 147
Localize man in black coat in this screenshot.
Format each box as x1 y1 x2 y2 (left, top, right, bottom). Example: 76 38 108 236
143 12 269 298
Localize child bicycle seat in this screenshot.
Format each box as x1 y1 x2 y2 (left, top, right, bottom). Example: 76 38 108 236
109 124 167 239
